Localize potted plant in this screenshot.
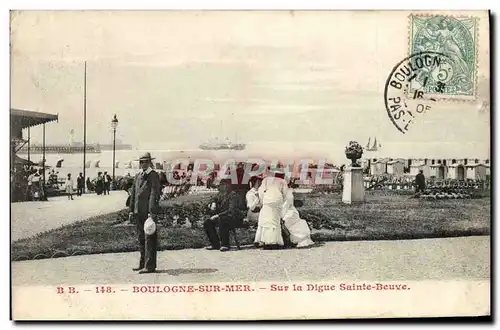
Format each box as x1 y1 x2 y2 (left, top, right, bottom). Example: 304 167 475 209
345 141 363 167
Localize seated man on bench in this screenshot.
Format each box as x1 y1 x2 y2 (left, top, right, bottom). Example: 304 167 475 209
204 178 246 252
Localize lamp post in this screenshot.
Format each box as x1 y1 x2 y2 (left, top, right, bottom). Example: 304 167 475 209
83 61 87 194
111 114 119 189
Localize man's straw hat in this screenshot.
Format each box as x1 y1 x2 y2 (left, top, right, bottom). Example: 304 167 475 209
136 152 156 162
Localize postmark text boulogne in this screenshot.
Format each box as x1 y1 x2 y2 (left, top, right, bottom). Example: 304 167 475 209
384 51 449 134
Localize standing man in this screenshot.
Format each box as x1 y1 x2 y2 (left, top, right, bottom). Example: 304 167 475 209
77 172 85 196
103 171 110 195
415 169 426 195
86 177 93 193
128 152 161 274
106 171 113 194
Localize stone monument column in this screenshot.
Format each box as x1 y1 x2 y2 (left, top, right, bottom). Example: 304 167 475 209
342 165 365 204
342 141 366 204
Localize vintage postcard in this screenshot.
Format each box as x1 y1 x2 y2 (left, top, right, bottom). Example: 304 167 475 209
10 10 490 320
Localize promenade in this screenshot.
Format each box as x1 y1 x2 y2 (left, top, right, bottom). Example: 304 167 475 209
12 236 490 285
11 191 128 242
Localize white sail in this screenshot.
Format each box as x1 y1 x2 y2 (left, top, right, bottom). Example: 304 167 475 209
372 137 378 151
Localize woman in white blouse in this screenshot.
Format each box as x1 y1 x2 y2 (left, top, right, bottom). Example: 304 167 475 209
254 172 288 249
245 177 262 226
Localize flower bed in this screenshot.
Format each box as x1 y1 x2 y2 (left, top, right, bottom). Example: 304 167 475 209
310 185 343 195
12 191 490 261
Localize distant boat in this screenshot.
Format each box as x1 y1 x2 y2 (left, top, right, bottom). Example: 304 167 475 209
365 137 382 152
199 137 246 151
199 120 246 150
365 137 371 150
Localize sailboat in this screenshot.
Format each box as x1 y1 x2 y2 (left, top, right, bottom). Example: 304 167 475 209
365 137 382 151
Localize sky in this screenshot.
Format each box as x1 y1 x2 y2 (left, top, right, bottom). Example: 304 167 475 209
10 11 491 159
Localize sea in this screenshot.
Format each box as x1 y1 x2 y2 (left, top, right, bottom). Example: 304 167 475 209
21 142 348 180
20 141 489 180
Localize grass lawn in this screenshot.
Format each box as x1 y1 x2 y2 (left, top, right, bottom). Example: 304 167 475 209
11 191 490 261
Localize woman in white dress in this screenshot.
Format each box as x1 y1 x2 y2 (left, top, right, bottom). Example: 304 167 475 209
281 189 314 248
254 173 288 249
66 173 74 200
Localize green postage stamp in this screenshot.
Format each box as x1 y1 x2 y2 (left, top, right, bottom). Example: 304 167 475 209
409 15 478 100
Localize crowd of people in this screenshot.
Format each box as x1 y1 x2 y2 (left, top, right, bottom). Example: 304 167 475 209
86 171 113 196
26 168 45 201
32 170 112 200
11 166 53 201
12 163 119 202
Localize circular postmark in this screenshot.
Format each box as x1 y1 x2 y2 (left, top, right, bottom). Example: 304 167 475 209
384 51 451 134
